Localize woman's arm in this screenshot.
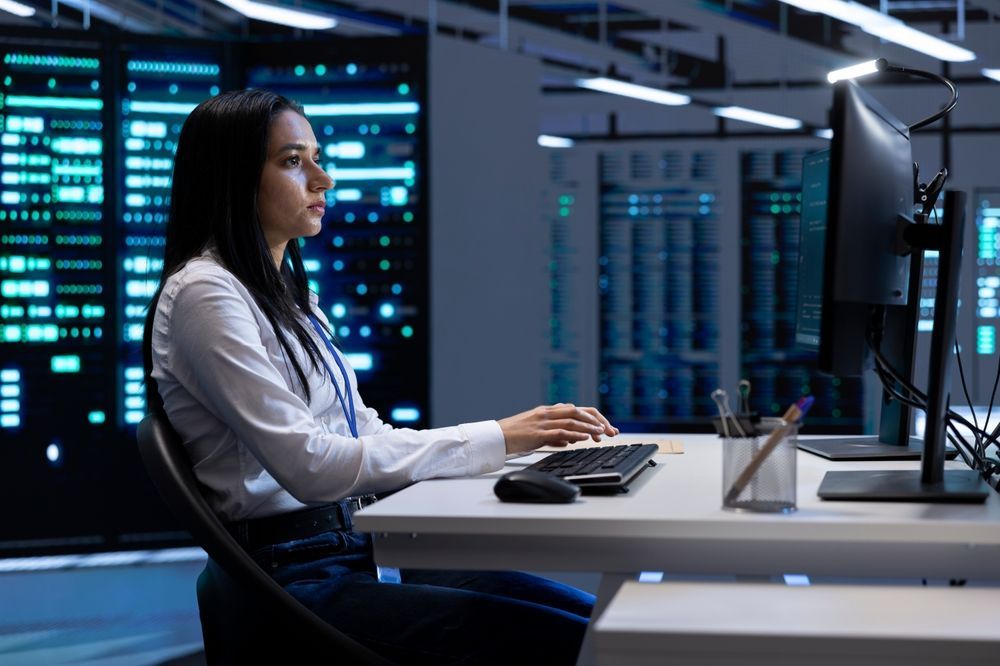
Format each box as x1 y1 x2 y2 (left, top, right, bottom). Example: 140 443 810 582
160 271 505 503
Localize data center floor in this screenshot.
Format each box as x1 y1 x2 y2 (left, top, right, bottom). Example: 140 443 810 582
0 549 205 665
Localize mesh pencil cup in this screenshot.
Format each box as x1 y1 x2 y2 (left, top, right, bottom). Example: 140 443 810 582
722 423 797 513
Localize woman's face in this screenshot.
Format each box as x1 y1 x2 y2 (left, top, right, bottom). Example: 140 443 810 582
257 110 333 265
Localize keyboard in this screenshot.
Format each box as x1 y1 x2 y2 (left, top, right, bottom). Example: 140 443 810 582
526 443 659 492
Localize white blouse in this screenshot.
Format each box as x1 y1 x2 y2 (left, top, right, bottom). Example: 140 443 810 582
150 253 506 521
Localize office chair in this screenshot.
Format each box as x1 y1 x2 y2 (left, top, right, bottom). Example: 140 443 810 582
136 411 394 665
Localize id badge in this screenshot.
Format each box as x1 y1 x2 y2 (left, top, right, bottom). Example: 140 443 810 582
376 565 401 584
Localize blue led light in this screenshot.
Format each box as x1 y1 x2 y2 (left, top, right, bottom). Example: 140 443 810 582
379 303 395 318
345 353 373 371
391 407 420 422
5 96 102 110
303 102 419 117
331 303 347 319
127 100 197 115
46 442 61 464
329 167 415 181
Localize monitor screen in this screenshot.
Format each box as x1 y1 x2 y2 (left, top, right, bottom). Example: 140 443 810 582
815 80 913 376
795 149 830 350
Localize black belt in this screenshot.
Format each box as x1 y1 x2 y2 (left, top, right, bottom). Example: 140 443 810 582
226 495 378 551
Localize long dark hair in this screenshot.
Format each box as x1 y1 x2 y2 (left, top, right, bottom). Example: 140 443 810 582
143 89 326 410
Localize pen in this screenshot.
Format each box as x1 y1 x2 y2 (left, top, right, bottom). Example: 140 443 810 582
738 379 751 416
724 396 814 505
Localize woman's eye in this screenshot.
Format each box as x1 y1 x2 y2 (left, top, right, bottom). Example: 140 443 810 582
285 155 301 167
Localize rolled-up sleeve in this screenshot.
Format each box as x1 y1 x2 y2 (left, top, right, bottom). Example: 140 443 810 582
160 271 506 505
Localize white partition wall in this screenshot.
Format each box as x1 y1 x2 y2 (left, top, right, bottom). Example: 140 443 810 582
429 36 546 426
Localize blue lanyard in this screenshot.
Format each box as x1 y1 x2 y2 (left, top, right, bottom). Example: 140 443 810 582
308 314 358 438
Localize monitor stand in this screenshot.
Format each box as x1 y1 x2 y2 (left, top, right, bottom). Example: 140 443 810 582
798 437 958 461
817 469 988 501
801 207 952 463
799 437 919 460
816 191 990 502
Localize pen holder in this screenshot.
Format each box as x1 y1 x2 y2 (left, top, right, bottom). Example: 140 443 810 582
722 424 797 513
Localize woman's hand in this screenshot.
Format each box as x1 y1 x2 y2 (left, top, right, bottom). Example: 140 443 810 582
497 403 619 455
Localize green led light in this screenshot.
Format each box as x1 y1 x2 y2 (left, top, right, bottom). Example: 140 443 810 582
3 53 99 69
315 64 327 76
47 78 56 89
88 411 106 424
127 60 219 76
294 65 306 76
51 137 103 155
401 325 414 338
977 326 996 354
405 123 415 134
379 235 390 247
403 212 414 223
771 251 780 265
5 95 102 111
398 83 410 95
51 355 81 373
379 259 391 270
559 207 570 217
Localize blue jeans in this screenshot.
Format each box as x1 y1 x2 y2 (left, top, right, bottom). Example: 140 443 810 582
251 530 594 665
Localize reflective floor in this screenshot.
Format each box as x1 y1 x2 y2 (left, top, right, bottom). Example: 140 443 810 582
0 549 206 665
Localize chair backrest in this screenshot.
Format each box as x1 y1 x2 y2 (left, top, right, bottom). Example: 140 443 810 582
137 412 392 665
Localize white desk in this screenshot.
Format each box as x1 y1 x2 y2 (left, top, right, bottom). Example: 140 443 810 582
355 434 1000 581
594 581 1000 666
353 434 1000 663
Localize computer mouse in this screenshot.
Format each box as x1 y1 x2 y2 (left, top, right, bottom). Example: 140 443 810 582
493 469 581 504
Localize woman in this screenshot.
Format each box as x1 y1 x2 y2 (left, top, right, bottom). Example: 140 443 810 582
143 89 618 664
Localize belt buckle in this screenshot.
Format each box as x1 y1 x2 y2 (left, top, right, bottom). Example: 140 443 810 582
345 494 376 516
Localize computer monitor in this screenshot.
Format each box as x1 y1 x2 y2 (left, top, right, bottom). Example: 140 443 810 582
795 80 927 461
796 80 988 502
795 82 928 460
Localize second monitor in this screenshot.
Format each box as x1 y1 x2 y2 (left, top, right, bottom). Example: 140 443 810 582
795 79 925 461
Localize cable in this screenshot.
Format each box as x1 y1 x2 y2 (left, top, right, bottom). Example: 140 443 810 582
954 339 981 437
875 59 958 132
864 318 1000 485
984 353 1000 441
866 329 996 476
